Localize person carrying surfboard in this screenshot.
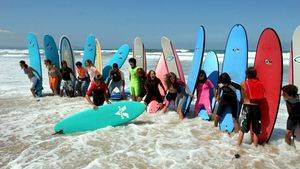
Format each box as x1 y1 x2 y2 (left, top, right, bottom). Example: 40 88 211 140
107 63 125 99
60 60 76 97
19 60 42 97
194 70 215 119
75 61 89 96
237 67 264 147
282 84 300 146
164 72 193 120
214 73 241 128
85 75 110 109
128 58 141 101
144 70 166 108
44 59 61 95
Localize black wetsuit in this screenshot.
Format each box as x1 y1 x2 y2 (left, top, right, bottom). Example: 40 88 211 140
144 77 164 104
286 97 300 131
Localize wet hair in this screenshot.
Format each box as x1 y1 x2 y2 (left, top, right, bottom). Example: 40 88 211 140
147 70 156 80
44 59 52 64
165 72 178 89
112 63 118 69
86 59 93 65
137 68 146 78
61 60 67 66
128 58 136 65
246 67 257 79
219 73 231 84
19 60 26 65
198 70 207 83
94 74 104 82
75 61 82 67
282 84 298 97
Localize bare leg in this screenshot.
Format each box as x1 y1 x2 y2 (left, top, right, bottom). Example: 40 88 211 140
252 133 259 147
178 108 184 120
237 131 244 146
30 88 36 97
285 130 293 145
214 115 220 127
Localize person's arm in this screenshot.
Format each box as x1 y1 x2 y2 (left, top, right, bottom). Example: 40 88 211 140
104 85 111 104
70 68 77 80
158 79 166 95
30 67 42 80
232 81 241 90
207 79 214 89
215 85 221 102
85 84 97 109
240 82 246 104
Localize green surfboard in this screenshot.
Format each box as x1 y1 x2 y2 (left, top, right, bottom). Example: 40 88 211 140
54 101 145 134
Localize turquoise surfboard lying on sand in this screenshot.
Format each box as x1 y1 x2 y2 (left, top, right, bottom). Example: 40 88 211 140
54 101 145 134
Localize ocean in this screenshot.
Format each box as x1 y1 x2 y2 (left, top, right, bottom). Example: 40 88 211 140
0 49 299 169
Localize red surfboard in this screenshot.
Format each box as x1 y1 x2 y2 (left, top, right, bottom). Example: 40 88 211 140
254 28 283 143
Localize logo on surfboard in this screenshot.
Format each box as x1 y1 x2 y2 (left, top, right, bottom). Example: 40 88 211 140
166 55 175 61
115 106 129 119
294 56 300 63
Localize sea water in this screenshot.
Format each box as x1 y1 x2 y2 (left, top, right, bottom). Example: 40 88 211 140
0 49 299 169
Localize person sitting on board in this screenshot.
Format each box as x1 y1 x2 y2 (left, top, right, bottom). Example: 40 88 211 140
237 67 264 147
163 72 193 120
44 59 61 95
128 58 141 101
85 75 110 109
282 84 300 146
19 60 42 97
85 59 100 85
194 70 215 119
75 61 89 96
137 67 147 101
60 60 76 97
214 73 241 129
144 70 166 108
107 63 125 99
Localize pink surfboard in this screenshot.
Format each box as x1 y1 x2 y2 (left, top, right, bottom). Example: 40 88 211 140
147 54 168 113
255 28 283 143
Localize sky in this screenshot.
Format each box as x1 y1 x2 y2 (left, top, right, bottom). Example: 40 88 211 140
0 0 299 50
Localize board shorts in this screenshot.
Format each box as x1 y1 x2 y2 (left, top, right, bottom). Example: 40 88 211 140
49 76 59 91
109 81 123 94
216 96 239 119
75 79 89 96
240 104 261 135
130 82 141 97
286 117 300 131
61 80 73 91
30 76 38 90
175 93 187 110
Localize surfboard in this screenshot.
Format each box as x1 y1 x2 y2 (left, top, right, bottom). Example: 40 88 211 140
95 39 103 72
161 36 185 82
133 37 146 71
44 35 60 69
102 44 130 80
110 91 131 100
183 27 205 116
82 35 96 66
291 26 300 88
199 51 219 120
147 54 168 113
54 101 146 134
255 28 282 143
27 33 43 97
59 36 74 72
219 24 248 133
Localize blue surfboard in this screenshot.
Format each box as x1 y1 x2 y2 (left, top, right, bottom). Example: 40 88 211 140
102 44 130 80
82 35 96 66
44 35 60 69
54 101 145 134
27 33 43 97
183 27 205 117
199 51 219 120
60 36 75 72
218 24 248 132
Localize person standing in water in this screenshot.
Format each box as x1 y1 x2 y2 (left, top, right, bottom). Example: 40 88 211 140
144 70 166 108
44 59 61 95
194 70 215 119
19 60 42 97
237 67 264 147
137 67 147 101
128 58 141 101
107 63 125 99
60 60 76 97
282 84 300 146
164 72 193 120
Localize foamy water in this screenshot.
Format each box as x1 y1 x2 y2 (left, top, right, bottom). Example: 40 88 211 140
0 49 299 169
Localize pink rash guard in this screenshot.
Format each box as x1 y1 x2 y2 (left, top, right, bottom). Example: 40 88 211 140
194 79 214 114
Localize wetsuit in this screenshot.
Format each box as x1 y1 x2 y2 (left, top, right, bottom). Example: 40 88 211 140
144 77 164 104
194 79 214 114
86 82 108 106
129 67 140 97
108 69 124 95
286 97 300 131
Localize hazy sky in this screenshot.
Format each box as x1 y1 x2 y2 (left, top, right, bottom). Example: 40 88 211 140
0 0 299 50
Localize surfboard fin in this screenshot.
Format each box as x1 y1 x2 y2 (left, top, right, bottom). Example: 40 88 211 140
52 130 64 135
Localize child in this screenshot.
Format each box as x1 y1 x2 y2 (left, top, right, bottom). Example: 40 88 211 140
19 60 42 97
85 75 110 109
60 60 76 97
214 73 241 128
144 70 166 108
107 63 125 99
282 84 300 145
75 61 89 96
194 70 215 118
237 67 264 147
137 67 147 101
164 72 193 120
128 58 140 101
44 59 61 95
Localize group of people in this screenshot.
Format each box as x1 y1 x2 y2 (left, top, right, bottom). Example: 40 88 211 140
20 58 300 147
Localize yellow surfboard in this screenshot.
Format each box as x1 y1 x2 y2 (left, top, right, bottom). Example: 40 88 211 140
95 39 103 72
